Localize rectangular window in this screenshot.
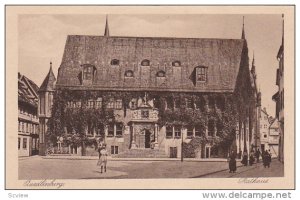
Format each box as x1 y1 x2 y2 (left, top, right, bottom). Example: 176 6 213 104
22 122 24 132
88 100 94 108
186 98 193 109
40 96 45 115
95 98 102 109
166 97 173 110
166 126 173 138
115 99 123 109
107 99 114 109
111 146 119 154
83 66 92 80
107 124 114 137
216 122 223 136
196 67 207 82
208 120 215 137
96 124 104 136
195 125 204 137
116 123 123 137
23 138 27 149
18 138 21 149
18 121 20 132
187 126 193 138
26 123 28 133
174 98 180 109
174 126 181 138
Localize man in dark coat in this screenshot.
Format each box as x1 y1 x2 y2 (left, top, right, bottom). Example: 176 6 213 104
255 149 261 163
241 151 248 166
263 150 271 168
228 151 237 173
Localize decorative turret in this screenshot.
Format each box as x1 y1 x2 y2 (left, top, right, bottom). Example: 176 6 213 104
251 51 256 78
104 15 109 37
241 16 245 39
38 62 56 155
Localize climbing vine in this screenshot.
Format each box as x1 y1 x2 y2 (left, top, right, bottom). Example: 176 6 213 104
47 85 253 156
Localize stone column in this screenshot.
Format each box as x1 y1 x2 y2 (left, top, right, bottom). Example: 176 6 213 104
131 123 137 149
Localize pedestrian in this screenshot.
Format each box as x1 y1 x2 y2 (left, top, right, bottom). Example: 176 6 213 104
97 143 108 173
241 151 248 166
249 151 255 166
255 149 261 163
263 150 271 168
228 151 237 173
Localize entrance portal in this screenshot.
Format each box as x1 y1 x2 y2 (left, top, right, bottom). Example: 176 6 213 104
145 130 151 148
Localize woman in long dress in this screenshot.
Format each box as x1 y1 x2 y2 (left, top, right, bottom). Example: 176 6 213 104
97 144 108 173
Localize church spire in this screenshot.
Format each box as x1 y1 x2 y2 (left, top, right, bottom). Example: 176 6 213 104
251 51 256 75
282 14 284 47
241 16 245 39
104 15 109 37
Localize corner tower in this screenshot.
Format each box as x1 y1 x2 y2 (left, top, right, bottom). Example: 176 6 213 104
38 62 56 155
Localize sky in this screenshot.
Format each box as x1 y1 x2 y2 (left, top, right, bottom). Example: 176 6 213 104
18 14 283 116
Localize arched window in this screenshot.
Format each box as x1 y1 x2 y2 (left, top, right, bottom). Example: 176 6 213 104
124 70 134 77
141 59 150 66
156 70 166 77
172 61 181 67
111 59 120 65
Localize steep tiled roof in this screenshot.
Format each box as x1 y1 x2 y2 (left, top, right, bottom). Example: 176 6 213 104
18 73 39 107
39 64 56 92
56 35 246 92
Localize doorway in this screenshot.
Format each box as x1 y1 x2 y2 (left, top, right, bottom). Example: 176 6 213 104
145 130 151 148
170 147 178 158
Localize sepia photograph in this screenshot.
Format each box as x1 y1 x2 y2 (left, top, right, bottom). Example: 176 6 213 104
5 5 295 189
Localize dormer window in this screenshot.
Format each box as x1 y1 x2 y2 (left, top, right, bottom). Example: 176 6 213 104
111 59 120 65
196 66 208 82
125 70 134 77
82 64 96 82
141 59 150 66
172 61 181 67
156 70 166 77
83 66 92 80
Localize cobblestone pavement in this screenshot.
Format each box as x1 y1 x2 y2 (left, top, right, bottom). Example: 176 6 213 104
18 156 283 179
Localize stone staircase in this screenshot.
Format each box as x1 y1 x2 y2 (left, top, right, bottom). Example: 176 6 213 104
112 148 169 158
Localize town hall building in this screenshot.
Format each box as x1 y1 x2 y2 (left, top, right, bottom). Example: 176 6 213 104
39 16 259 159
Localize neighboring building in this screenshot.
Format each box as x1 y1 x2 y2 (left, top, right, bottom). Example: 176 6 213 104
38 62 56 156
259 108 279 157
40 17 258 158
272 15 284 163
268 117 280 157
260 107 271 153
18 73 39 157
